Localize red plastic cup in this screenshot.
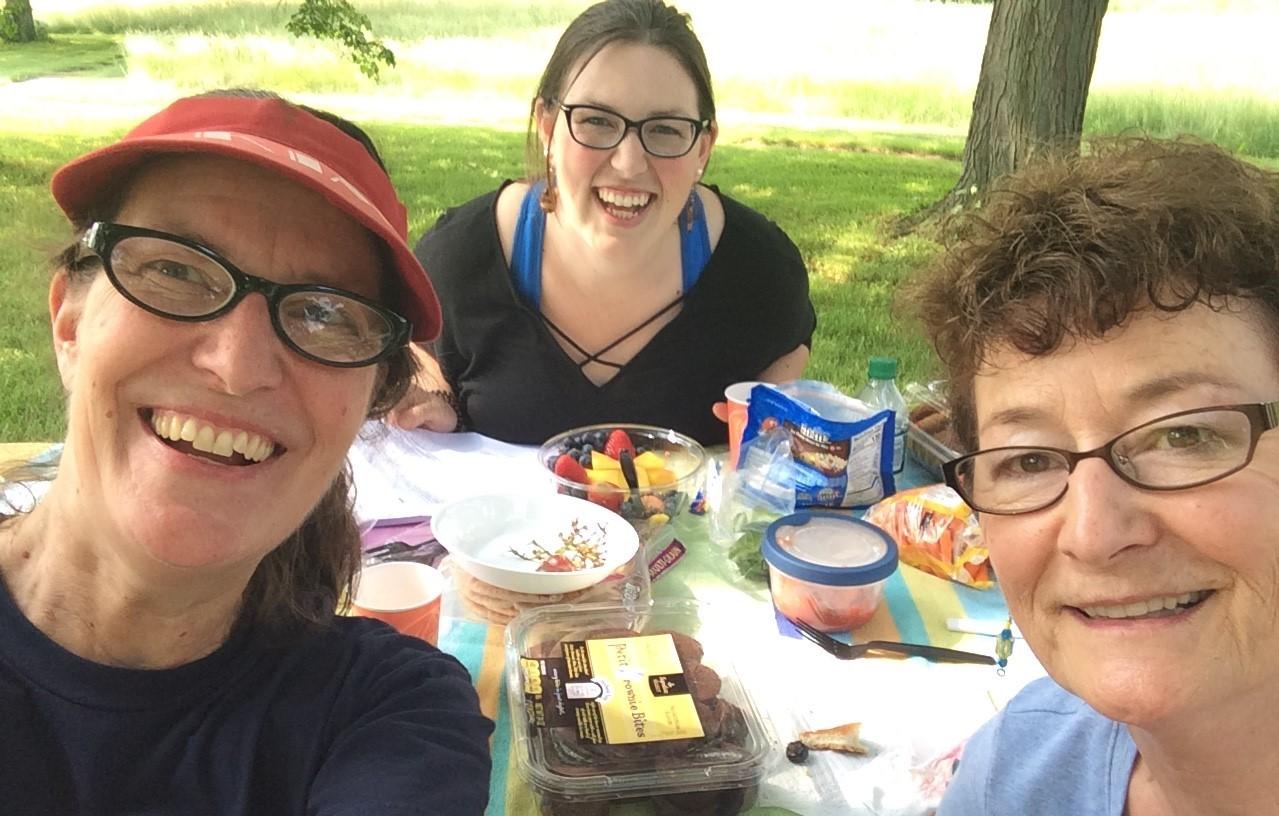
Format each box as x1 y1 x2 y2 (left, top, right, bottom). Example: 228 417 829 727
351 561 444 646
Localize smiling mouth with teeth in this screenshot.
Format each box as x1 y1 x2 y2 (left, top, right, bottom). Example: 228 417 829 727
595 188 653 220
1077 590 1213 621
146 409 280 466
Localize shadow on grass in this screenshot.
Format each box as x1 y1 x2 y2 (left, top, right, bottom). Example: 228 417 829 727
0 34 127 83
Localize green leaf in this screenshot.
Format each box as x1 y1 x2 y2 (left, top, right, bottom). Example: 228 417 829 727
286 0 395 80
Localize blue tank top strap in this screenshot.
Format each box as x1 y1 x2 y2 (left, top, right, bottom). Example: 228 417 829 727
510 181 546 308
679 187 712 293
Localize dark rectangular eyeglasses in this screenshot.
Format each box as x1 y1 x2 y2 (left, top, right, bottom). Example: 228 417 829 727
557 102 710 158
79 222 410 367
943 402 1279 515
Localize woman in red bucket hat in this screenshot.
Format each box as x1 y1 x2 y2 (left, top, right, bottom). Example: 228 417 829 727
0 90 491 814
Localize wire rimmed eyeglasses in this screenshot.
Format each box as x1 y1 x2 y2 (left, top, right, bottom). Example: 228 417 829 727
942 402 1279 516
79 222 411 368
556 102 710 159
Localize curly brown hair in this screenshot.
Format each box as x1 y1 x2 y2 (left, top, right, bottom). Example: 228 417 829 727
913 136 1279 451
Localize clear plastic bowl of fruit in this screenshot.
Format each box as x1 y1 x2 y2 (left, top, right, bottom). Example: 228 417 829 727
538 424 708 544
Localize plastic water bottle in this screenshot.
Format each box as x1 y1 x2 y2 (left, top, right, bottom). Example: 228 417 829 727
856 356 908 474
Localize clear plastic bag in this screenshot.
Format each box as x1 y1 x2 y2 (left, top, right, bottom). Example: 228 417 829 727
864 484 993 588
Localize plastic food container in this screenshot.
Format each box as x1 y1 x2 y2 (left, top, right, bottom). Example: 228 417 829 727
763 511 899 632
538 424 707 549
505 599 774 815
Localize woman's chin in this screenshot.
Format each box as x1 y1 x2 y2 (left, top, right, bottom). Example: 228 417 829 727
1063 668 1197 728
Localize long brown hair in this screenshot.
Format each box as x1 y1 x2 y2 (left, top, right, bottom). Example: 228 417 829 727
526 0 716 179
912 136 1279 451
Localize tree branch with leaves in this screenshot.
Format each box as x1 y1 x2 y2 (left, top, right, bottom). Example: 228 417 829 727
286 0 395 80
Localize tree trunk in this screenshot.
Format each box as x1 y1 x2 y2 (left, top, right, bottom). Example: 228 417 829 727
954 0 1108 202
3 0 37 42
900 0 1107 231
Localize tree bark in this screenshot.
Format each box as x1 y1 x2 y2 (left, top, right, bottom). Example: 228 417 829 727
956 0 1108 198
3 0 37 42
901 0 1108 231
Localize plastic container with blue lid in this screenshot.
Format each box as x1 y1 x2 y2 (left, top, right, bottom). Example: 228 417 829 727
763 511 899 632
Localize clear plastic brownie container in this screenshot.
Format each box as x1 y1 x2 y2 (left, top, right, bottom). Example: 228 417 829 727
504 599 775 816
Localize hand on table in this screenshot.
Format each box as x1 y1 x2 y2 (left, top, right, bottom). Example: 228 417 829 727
385 343 460 432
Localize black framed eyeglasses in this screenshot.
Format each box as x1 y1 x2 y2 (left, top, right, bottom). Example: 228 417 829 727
79 222 411 368
943 402 1279 516
557 102 710 158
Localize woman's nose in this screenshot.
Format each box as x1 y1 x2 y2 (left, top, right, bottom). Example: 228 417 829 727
610 128 649 175
189 294 286 395
1054 457 1160 564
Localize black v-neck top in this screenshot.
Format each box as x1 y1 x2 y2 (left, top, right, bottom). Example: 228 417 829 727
414 183 816 445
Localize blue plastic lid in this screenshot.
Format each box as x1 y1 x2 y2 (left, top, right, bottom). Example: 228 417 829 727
762 511 898 587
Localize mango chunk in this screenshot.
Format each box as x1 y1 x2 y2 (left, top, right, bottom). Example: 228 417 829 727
591 450 621 471
633 450 667 470
586 468 627 488
646 467 677 486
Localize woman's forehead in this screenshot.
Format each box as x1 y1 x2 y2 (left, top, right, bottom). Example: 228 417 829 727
563 41 700 115
972 303 1279 429
114 155 382 292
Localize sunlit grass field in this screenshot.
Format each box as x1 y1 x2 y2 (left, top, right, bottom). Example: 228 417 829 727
0 122 954 441
2 0 1277 440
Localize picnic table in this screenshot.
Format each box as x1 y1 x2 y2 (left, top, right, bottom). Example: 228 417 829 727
3 435 1046 814
361 433 1048 816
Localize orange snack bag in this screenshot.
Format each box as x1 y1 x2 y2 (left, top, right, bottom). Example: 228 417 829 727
864 485 993 589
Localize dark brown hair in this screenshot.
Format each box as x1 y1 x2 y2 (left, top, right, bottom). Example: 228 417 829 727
913 136 1279 451
23 91 418 638
526 0 716 177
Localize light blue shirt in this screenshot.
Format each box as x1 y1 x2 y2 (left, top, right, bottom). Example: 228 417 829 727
939 677 1138 816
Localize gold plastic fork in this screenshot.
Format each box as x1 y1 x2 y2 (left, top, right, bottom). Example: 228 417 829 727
789 616 996 665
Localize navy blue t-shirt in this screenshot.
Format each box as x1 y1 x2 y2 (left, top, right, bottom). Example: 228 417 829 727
0 577 492 815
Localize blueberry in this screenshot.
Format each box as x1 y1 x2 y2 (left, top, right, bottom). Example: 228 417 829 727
592 430 607 447
576 451 590 466
582 444 593 457
635 445 647 455
785 740 808 764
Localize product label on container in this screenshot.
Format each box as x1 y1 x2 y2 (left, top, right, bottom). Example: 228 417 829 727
741 385 896 508
520 634 704 745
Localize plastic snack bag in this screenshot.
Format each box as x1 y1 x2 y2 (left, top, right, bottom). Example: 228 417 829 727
864 484 993 588
740 382 895 509
709 421 797 582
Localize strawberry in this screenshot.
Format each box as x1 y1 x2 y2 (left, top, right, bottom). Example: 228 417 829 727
587 485 623 513
603 428 636 460
538 554 576 573
553 453 588 484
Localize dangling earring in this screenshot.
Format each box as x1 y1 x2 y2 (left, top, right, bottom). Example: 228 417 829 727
540 164 558 213
683 188 696 232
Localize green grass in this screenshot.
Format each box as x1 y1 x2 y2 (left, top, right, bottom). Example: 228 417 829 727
0 33 126 81
0 131 116 442
0 121 953 442
41 0 582 39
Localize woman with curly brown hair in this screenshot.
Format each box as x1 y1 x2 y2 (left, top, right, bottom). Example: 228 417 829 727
0 92 491 814
919 137 1279 815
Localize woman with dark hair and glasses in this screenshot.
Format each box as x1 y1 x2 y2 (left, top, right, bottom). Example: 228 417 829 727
388 0 816 444
0 92 492 813
913 137 1279 816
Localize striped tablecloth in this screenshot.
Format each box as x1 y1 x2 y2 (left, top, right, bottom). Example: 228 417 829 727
438 460 1022 816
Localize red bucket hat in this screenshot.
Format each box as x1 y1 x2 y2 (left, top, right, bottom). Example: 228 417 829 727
50 95 442 342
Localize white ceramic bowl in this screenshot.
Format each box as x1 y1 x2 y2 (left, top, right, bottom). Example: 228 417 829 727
432 492 641 595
